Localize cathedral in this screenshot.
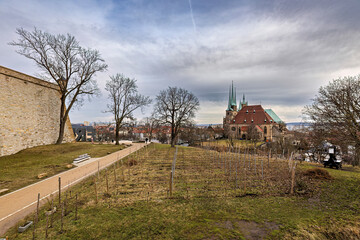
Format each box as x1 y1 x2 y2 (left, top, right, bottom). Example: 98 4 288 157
223 82 284 141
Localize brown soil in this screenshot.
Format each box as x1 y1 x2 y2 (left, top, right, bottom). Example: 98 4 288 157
303 168 333 180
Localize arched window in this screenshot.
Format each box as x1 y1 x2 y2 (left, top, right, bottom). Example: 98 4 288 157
264 126 267 134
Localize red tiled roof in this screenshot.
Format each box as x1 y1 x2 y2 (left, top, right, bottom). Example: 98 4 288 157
234 105 274 125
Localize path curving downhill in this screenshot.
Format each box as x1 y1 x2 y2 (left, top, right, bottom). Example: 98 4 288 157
0 143 146 235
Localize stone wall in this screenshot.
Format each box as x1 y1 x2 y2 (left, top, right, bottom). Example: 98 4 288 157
0 66 75 157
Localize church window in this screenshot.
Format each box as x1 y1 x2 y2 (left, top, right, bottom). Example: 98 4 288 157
244 119 246 123
253 109 255 113
264 126 267 134
251 119 253 123
246 110 248 114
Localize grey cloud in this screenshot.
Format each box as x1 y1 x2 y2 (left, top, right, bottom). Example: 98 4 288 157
1 0 360 123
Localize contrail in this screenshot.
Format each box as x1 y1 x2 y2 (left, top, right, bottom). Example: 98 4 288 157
188 0 197 33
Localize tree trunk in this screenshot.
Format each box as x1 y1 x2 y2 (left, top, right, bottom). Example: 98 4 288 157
171 134 176 147
171 128 177 147
115 123 120 145
56 97 66 145
56 118 66 144
354 143 360 166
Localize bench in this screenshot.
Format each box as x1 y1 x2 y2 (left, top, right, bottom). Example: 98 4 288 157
73 154 91 164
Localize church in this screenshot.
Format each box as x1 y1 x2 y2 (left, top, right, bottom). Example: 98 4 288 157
223 82 284 141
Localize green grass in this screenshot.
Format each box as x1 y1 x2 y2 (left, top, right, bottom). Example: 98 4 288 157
0 143 127 194
5 144 360 239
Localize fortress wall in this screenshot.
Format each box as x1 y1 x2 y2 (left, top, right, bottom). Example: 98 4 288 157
0 66 74 157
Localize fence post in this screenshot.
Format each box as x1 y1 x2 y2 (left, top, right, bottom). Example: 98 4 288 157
98 161 100 178
50 198 54 228
94 177 98 204
169 172 173 198
106 170 109 193
254 147 257 175
58 177 61 206
290 161 297 194
75 194 78 221
60 202 64 233
36 193 40 223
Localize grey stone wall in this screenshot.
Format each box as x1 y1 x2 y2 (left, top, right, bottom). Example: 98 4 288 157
0 66 74 157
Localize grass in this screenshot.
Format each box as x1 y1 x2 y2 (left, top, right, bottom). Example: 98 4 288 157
0 142 127 194
4 144 360 239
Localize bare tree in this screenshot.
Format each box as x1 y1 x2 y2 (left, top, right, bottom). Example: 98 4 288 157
153 87 200 147
142 117 159 142
247 124 261 147
9 27 107 144
304 75 360 165
105 74 151 145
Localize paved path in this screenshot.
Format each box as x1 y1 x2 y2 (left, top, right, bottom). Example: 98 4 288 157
0 143 146 235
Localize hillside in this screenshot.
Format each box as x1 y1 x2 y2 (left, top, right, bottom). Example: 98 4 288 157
6 144 360 239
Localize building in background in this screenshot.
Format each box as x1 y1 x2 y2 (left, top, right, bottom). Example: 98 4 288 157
223 82 285 141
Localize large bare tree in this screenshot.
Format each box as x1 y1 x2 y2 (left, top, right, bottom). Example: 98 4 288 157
153 87 200 147
10 27 107 144
105 74 151 145
304 75 360 165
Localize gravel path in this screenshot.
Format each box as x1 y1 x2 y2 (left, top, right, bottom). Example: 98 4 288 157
0 143 146 235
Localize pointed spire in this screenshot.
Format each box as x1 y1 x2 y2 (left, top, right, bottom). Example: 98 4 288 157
227 86 232 111
239 93 248 110
230 81 237 106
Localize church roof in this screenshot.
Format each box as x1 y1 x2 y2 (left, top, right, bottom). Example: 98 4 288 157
234 105 274 125
265 109 284 123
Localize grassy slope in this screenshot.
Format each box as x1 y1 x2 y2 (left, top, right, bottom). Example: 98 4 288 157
5 144 360 239
0 143 126 193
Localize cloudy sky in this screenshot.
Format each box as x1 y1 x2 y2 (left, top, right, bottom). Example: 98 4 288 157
1 0 360 124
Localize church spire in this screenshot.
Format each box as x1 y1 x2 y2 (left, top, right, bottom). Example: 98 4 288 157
227 86 232 111
239 93 248 110
230 81 237 106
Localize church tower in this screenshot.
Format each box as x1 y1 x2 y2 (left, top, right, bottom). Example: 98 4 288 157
223 81 238 137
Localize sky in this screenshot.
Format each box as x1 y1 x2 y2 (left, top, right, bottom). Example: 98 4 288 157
1 0 360 124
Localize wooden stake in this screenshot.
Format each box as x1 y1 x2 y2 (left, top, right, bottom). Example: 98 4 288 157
58 177 61 206
45 214 49 239
114 165 117 192
94 177 98 204
75 194 78 221
60 202 64 233
169 172 173 198
64 193 68 216
106 170 109 193
36 193 40 223
32 216 36 240
50 198 54 228
98 161 100 178
290 162 296 194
